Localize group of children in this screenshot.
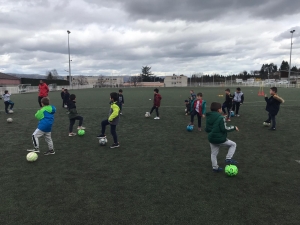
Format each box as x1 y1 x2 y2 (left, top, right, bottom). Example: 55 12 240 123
185 86 284 172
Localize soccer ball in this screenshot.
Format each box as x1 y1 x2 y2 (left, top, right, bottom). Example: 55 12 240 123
186 125 194 132
225 165 238 176
78 129 85 136
263 122 271 127
145 112 150 118
8 110 13 114
99 137 108 146
185 108 187 112
64 105 68 108
26 152 38 162
230 111 235 117
7 118 13 123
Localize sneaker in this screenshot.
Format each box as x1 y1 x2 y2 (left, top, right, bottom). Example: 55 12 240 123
236 114 240 117
225 159 238 164
226 118 231 122
154 117 160 120
213 167 223 172
97 134 106 139
198 128 201 132
269 128 276 131
120 112 123 115
264 120 271 123
27 148 40 153
44 149 55 155
69 133 76 137
110 143 120 148
77 126 86 130
189 123 194 126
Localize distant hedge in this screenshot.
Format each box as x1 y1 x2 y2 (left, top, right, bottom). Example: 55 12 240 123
21 78 69 86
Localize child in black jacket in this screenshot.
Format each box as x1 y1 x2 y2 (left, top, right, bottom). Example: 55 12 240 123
222 89 233 122
264 87 284 131
61 88 65 107
118 89 124 115
63 89 70 109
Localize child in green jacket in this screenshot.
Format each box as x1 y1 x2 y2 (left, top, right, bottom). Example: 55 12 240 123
205 102 239 172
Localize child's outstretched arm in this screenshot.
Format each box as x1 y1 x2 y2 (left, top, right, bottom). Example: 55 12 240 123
219 117 236 133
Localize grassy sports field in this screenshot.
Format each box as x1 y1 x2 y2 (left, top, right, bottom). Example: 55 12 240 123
1 87 300 224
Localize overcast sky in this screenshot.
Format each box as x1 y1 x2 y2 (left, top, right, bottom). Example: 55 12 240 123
0 0 299 76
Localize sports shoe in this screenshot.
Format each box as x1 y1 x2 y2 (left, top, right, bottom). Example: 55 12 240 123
225 159 238 164
77 126 86 130
120 112 123 115
27 148 40 153
269 128 276 131
213 167 223 172
264 120 271 123
236 114 240 117
226 118 231 122
154 117 160 120
198 128 201 132
44 149 55 155
110 143 120 148
97 134 106 139
69 133 76 137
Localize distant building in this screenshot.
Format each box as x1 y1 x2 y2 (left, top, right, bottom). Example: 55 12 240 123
164 75 188 87
0 72 20 86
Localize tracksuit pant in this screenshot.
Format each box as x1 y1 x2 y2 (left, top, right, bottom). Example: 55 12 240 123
210 139 236 169
69 116 83 133
4 101 14 113
32 129 54 150
190 110 202 128
232 102 241 115
150 106 159 117
101 119 118 144
267 113 276 129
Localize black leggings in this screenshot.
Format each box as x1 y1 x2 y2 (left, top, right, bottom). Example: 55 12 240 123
38 96 43 107
69 116 83 133
267 113 276 129
150 106 159 117
101 119 118 144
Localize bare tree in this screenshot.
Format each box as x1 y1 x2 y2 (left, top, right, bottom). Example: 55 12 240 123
73 75 88 85
96 75 107 87
46 69 58 80
131 76 141 87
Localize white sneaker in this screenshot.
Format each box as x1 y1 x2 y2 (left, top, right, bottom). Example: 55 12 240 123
236 114 240 117
27 149 40 153
69 133 76 137
77 126 86 130
154 117 160 120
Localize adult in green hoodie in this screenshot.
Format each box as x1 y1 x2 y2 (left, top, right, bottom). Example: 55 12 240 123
205 102 239 172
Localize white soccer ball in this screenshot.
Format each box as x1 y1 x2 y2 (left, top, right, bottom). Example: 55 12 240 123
263 122 271 127
64 105 68 108
99 137 108 146
145 112 150 118
7 118 13 123
8 110 13 114
185 108 187 112
149 99 151 100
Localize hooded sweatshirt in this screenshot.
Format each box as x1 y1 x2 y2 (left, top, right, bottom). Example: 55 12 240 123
38 83 49 97
153 93 162 107
205 111 236 144
265 94 284 116
35 105 56 132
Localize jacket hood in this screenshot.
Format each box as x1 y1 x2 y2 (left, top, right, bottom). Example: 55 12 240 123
206 111 222 126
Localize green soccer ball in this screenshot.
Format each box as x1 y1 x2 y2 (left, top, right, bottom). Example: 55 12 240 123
78 129 85 136
225 165 238 176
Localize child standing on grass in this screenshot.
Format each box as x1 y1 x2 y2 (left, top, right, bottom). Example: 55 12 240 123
2 90 14 114
222 88 233 121
118 89 124 115
205 102 239 172
190 90 196 99
150 88 162 120
97 92 120 148
68 94 85 137
63 89 70 109
232 87 244 117
27 97 56 155
189 93 206 131
264 87 284 131
61 88 65 108
184 100 190 115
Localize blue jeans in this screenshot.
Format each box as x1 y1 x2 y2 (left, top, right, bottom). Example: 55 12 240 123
101 119 118 144
190 110 202 128
222 103 231 118
4 101 14 113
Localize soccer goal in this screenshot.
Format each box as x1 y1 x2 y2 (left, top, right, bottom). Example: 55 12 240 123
18 84 31 93
48 83 57 91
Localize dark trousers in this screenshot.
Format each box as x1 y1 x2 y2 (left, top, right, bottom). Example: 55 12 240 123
62 100 65 108
267 113 276 129
101 119 118 144
222 103 232 118
119 103 123 112
190 110 202 128
150 106 159 117
69 116 83 133
38 96 43 107
4 101 14 113
232 102 241 114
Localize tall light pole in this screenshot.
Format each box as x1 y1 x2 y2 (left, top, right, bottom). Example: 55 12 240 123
67 30 71 89
288 29 295 84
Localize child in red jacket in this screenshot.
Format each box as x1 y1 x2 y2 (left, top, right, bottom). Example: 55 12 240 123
150 88 162 120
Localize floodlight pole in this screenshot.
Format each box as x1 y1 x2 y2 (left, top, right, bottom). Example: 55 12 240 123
288 30 295 84
67 30 71 89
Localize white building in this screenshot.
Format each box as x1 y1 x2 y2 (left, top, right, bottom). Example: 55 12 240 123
164 75 188 87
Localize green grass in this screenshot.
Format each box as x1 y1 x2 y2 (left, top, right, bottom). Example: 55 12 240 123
1 87 300 225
